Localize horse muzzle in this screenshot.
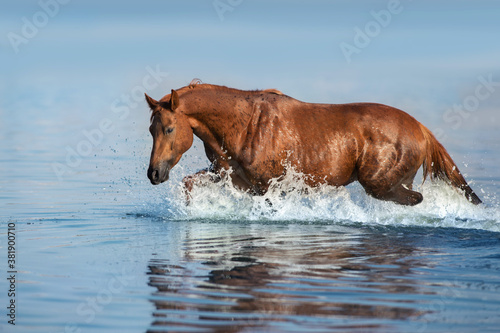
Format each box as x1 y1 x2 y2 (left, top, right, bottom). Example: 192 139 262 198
147 164 170 185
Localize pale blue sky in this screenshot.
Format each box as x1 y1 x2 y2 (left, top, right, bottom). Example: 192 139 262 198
1 0 499 146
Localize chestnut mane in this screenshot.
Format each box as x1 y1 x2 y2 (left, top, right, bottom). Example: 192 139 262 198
149 79 283 123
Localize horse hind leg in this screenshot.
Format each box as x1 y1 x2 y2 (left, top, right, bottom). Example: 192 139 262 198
377 184 423 206
392 173 425 205
358 161 424 206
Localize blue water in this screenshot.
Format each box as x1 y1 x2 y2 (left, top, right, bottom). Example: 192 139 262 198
2 1 500 332
1 102 499 332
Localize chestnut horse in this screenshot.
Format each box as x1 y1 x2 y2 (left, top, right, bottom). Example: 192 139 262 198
145 81 481 206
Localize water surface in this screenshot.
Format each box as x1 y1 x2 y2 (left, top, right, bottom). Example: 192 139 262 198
2 128 500 332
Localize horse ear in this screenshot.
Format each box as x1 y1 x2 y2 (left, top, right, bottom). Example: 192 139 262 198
145 93 158 110
170 89 179 111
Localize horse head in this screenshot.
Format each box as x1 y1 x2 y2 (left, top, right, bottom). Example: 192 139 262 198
145 90 193 185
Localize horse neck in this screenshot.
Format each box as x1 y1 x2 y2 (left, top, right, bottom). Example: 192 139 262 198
182 88 253 155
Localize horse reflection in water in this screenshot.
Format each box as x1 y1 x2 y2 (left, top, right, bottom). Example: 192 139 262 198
146 227 431 332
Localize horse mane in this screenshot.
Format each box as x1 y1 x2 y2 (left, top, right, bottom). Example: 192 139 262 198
185 78 283 95
150 110 161 123
150 80 285 122
262 88 283 95
189 78 203 88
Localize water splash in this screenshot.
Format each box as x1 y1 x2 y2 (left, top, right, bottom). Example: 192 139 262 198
145 169 500 232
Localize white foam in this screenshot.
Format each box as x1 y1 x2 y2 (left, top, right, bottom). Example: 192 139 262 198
153 169 500 233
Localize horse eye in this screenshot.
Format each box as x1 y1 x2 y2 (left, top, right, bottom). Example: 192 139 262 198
165 127 174 134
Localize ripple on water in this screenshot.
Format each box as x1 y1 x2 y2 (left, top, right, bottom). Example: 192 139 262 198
144 224 500 332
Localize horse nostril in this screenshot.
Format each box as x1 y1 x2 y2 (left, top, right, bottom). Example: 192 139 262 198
148 165 169 185
148 166 160 183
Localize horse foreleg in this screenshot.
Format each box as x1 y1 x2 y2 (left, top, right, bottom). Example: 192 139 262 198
182 168 220 204
182 165 262 204
225 165 266 195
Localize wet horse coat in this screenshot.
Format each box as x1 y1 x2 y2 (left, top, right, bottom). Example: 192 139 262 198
145 82 481 206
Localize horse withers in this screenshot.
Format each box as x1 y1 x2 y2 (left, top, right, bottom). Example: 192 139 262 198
145 81 481 206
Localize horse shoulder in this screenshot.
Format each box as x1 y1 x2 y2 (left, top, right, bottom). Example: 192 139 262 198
237 98 288 172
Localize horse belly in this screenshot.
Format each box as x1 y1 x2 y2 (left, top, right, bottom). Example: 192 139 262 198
239 102 359 190
243 138 358 190
295 143 358 187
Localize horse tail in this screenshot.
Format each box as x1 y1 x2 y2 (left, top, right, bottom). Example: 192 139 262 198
420 124 482 205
